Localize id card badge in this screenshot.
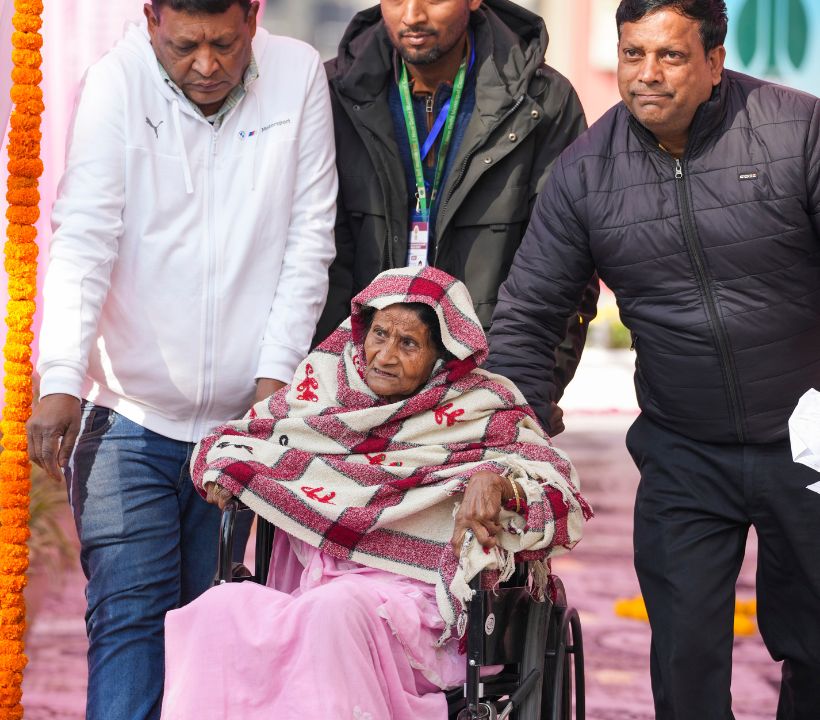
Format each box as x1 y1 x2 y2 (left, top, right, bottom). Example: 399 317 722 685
407 211 430 267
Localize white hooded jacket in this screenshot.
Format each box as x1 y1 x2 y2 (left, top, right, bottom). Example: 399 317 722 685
37 23 337 442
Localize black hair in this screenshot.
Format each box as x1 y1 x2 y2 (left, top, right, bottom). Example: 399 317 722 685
360 303 454 362
616 0 727 52
151 0 252 14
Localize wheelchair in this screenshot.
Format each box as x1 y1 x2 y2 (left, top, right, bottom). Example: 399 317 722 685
216 499 585 720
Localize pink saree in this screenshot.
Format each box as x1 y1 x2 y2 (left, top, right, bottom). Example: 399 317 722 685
161 533 464 719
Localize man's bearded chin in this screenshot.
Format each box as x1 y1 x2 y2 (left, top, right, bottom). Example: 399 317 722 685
398 43 443 66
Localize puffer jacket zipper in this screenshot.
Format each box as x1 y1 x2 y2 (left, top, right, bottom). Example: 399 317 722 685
673 157 745 441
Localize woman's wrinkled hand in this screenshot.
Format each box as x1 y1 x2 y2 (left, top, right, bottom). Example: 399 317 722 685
205 481 234 511
451 470 506 557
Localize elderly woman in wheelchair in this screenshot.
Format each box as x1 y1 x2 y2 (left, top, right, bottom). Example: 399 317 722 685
160 267 589 720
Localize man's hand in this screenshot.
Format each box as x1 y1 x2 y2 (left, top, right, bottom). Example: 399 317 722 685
451 470 506 556
205 481 234 511
26 394 82 482
253 378 286 404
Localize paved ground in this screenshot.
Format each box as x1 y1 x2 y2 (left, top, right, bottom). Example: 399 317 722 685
20 351 783 718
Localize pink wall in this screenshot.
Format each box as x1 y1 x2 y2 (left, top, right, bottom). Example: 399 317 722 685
572 1 621 124
0 0 266 397
544 0 622 125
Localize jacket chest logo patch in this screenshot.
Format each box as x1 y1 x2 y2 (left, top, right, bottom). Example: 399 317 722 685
145 116 163 139
738 170 758 181
238 118 291 139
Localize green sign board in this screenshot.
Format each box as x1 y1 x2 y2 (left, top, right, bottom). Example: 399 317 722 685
725 0 818 96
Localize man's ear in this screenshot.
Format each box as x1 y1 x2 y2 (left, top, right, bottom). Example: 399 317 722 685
144 3 159 37
468 0 482 13
247 1 260 38
708 44 726 86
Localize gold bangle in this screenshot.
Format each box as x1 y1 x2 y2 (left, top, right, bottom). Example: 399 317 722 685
507 475 521 514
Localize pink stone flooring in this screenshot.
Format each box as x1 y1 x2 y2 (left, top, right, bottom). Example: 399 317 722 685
20 412 782 719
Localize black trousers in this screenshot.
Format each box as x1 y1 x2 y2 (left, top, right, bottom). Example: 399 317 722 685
627 414 820 720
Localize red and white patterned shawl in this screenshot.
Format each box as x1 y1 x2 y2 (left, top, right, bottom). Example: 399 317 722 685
192 266 589 639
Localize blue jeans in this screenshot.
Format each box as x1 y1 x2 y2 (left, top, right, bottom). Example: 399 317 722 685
67 403 230 720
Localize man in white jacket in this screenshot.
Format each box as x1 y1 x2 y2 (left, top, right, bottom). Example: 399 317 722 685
25 1 336 717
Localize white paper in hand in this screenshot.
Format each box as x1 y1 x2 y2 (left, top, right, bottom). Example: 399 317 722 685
788 388 820 477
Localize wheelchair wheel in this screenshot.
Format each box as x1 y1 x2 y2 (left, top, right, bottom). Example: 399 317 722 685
512 594 551 719
541 603 585 720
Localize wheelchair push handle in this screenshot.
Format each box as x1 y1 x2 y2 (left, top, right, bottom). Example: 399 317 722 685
216 499 239 585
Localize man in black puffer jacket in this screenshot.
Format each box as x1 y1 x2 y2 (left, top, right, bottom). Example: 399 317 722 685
316 0 599 430
488 0 820 717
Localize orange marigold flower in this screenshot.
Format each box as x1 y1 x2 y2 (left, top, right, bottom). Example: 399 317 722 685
3 379 33 396
4 243 38 264
0 510 30 527
2 345 32 364
0 559 29 577
0 420 27 436
0 450 29 465
11 31 42 51
7 277 37 301
0 436 27 453
9 112 40 131
3 395 32 410
16 0 44 15
0 685 22 707
8 126 43 145
4 361 31 376
10 67 40 85
0 529 30 546
0 576 27 594
10 47 41 69
0 485 31 504
6 299 35 319
1 407 30 423
7 157 43 177
6 176 37 191
10 99 44 118
6 331 34 347
9 83 42 105
0 610 25 630
6 188 39 206
5 224 37 243
7 136 40 160
0 653 28 673
12 11 41 33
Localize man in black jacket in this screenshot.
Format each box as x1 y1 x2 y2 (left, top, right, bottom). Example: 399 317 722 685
317 0 599 429
488 0 820 717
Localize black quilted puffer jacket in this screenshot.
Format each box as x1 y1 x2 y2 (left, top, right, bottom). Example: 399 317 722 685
488 70 820 443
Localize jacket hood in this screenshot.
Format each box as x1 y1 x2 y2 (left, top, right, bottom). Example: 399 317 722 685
331 0 548 104
115 20 271 193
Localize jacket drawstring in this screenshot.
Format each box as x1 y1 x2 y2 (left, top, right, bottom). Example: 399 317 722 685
171 99 194 195
250 89 260 191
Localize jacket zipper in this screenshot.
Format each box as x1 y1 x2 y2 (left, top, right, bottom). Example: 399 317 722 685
433 94 526 264
192 130 219 438
673 157 745 441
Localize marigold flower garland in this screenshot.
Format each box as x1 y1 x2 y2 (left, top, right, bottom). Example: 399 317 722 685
0 1 44 717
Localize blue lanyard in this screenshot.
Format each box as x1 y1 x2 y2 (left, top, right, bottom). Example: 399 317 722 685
418 34 475 162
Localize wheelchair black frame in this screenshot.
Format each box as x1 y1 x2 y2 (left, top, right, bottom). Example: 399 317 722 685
216 500 584 719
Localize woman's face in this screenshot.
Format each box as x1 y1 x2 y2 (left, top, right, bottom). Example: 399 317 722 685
363 304 439 402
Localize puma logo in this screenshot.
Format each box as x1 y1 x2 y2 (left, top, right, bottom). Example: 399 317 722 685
145 116 164 139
